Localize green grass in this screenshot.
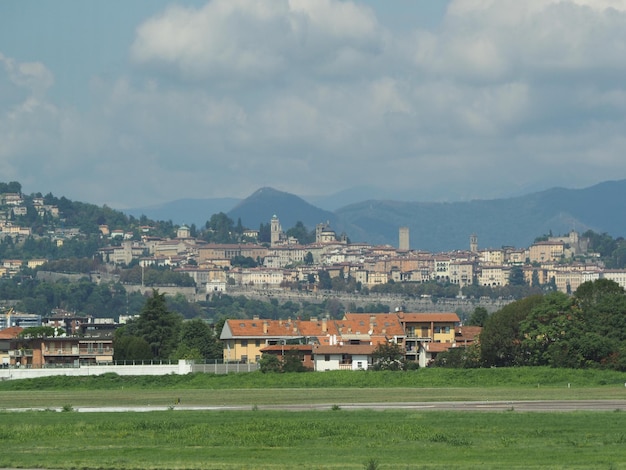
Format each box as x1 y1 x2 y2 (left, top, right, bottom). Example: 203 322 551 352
1 367 626 408
1 368 626 469
1 367 625 391
0 409 625 469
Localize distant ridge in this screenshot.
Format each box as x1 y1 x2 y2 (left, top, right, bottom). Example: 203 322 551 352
121 180 626 252
227 187 339 231
125 197 240 227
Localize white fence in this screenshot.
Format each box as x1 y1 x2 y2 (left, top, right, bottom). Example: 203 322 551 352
0 360 259 381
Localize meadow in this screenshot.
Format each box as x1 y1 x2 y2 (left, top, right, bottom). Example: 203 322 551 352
1 367 626 469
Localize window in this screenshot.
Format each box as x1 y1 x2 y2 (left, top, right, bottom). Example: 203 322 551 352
325 355 330 361
255 340 260 347
241 340 248 347
241 355 248 362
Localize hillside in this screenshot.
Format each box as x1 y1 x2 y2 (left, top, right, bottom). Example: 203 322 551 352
227 187 341 233
335 180 626 251
119 179 626 252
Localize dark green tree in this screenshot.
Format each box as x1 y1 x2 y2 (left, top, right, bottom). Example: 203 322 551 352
134 290 183 359
480 295 544 367
467 306 488 327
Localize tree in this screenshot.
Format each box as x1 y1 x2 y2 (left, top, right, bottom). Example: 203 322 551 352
509 266 526 286
259 353 281 373
113 335 152 362
371 341 406 370
467 306 488 327
204 212 235 243
177 318 222 360
282 348 309 372
480 295 544 367
134 290 183 359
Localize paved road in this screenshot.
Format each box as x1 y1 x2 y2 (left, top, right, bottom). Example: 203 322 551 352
9 400 626 413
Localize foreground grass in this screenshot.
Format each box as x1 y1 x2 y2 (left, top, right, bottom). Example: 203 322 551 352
0 409 625 469
1 367 626 408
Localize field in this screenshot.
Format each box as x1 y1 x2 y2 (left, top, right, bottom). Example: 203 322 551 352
1 368 626 469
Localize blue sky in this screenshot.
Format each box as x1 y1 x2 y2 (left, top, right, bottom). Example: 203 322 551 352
1 0 626 209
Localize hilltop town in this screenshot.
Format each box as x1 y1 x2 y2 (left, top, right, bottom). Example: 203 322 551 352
1 182 626 374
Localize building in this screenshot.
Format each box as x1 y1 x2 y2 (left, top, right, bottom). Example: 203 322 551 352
397 312 460 367
399 227 409 251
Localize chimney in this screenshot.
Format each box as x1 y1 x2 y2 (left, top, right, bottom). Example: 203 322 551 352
263 321 268 334
322 317 327 333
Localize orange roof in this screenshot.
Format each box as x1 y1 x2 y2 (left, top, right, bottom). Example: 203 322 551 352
0 326 23 339
313 344 376 355
221 318 339 339
341 313 405 336
260 344 312 353
397 312 460 323
426 342 454 353
455 326 482 343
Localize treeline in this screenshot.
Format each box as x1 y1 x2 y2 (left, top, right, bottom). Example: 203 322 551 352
114 291 222 362
437 279 626 371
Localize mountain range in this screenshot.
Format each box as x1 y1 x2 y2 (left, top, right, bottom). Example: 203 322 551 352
123 180 626 252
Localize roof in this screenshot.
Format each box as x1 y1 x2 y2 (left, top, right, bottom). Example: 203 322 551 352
220 318 339 340
313 344 376 355
397 312 460 323
425 342 454 353
455 326 482 344
0 326 23 339
259 344 313 353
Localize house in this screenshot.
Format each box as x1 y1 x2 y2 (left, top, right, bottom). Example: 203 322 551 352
9 332 114 368
220 311 460 369
220 317 337 363
397 312 460 367
0 326 23 367
312 344 375 371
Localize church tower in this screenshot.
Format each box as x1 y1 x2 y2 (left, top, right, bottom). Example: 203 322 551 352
470 234 478 253
270 215 281 247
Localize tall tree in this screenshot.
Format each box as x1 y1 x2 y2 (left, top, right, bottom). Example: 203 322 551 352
134 290 183 359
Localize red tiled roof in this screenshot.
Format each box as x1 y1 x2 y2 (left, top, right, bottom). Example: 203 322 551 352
397 312 460 323
426 342 454 353
313 344 376 355
0 326 23 339
260 344 312 353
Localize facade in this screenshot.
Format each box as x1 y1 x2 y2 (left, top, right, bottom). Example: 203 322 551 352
220 311 462 368
312 344 375 371
9 334 114 368
398 312 460 367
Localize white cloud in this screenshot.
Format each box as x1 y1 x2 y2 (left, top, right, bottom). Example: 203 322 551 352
130 0 383 81
4 0 626 208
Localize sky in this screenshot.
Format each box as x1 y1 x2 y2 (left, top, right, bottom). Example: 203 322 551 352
2 0 626 210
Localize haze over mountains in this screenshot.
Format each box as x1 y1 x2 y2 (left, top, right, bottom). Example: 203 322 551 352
124 180 626 252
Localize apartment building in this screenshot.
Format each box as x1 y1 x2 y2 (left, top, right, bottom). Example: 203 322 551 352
220 312 461 368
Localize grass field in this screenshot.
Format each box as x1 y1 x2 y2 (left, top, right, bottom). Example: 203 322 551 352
1 368 626 469
1 409 625 469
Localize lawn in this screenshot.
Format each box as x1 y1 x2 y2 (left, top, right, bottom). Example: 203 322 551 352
0 409 625 469
1 368 626 469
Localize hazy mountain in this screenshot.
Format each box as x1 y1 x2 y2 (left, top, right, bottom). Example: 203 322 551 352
125 197 240 227
122 180 626 252
335 180 626 251
227 187 340 232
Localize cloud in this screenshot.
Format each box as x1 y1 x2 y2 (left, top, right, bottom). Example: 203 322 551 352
3 0 626 209
130 0 383 82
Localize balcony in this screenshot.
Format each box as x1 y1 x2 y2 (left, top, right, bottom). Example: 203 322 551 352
44 348 79 356
9 349 33 357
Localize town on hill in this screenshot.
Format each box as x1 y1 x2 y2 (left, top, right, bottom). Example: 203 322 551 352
1 181 626 375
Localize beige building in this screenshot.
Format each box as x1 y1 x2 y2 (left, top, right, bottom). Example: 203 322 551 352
528 241 565 263
478 266 510 287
